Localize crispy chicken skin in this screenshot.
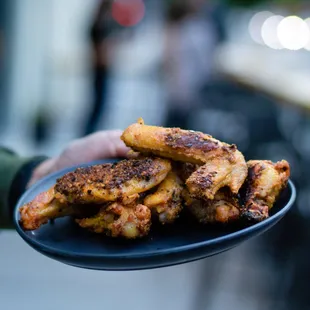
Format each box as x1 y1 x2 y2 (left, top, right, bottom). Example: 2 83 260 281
76 202 151 239
182 188 240 224
19 186 102 230
121 119 232 165
20 157 170 232
186 149 247 200
144 170 183 224
241 160 290 222
121 119 247 199
19 186 75 230
55 157 171 204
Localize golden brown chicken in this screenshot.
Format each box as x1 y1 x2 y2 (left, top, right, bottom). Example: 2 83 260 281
182 188 240 224
19 118 292 238
76 201 151 239
19 186 103 230
241 160 290 222
19 186 75 230
144 170 183 224
20 157 171 231
121 119 247 199
122 118 228 164
55 157 171 204
186 150 247 200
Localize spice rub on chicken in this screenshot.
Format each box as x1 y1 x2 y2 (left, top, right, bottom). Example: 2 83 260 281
19 186 74 230
121 119 248 199
19 157 171 233
241 160 290 222
19 118 291 239
182 188 240 224
76 201 151 239
144 170 184 224
55 157 171 204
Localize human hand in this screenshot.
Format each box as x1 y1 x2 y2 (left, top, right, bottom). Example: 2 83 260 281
28 130 129 187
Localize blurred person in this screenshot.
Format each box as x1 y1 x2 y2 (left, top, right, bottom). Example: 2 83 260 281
0 130 129 228
163 0 217 128
83 0 121 135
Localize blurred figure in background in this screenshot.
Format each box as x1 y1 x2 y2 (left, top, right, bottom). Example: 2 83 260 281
163 0 217 129
84 0 121 135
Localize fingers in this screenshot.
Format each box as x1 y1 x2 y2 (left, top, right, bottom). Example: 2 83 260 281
69 130 129 161
27 130 130 187
56 130 129 168
96 130 130 158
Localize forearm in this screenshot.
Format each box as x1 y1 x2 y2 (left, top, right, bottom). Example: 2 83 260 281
0 148 47 229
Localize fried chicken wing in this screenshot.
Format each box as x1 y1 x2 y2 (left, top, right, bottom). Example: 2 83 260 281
241 160 290 222
182 188 240 224
144 170 183 224
20 157 170 231
186 149 247 200
122 119 227 164
19 186 102 230
55 157 171 204
19 117 292 238
19 186 75 230
121 119 247 199
76 202 151 239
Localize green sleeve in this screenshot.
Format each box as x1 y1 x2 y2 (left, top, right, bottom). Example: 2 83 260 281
0 148 47 229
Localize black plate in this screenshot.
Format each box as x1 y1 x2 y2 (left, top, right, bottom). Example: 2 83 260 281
14 159 296 271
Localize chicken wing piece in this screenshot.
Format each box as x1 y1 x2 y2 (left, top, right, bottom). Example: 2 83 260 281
241 160 290 222
122 119 247 199
182 188 240 224
55 157 171 204
186 149 247 200
144 170 183 224
19 186 75 230
76 202 151 239
122 118 229 164
19 186 102 230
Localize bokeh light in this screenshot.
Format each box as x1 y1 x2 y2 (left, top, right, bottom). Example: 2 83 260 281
112 0 145 27
277 16 310 50
261 15 284 49
248 11 274 45
302 17 310 51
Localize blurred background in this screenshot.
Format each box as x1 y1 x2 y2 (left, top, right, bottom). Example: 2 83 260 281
1 0 310 309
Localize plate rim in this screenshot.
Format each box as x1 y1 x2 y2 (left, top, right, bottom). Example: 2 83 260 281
14 160 296 260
